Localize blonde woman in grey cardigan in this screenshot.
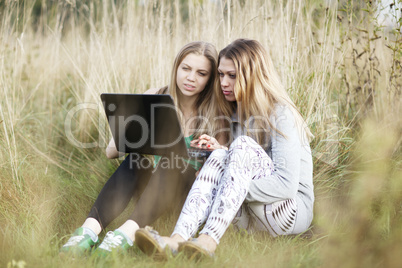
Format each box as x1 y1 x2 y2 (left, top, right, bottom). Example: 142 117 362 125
135 39 314 259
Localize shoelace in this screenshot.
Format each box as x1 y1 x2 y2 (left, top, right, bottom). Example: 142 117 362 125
64 235 85 247
100 232 124 251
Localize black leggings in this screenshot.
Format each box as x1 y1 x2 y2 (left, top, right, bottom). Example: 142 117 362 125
88 153 196 228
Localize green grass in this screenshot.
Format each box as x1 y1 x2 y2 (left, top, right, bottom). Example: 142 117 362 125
1 0 401 267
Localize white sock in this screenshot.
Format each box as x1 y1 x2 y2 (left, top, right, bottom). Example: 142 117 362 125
82 217 102 235
115 229 133 246
117 220 139 242
82 227 98 242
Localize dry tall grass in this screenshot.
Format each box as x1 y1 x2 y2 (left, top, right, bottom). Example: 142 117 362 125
0 0 401 267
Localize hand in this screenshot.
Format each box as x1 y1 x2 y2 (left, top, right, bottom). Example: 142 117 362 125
190 134 228 151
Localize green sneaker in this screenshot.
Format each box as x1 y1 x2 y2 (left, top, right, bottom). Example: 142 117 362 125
94 230 133 256
60 227 99 256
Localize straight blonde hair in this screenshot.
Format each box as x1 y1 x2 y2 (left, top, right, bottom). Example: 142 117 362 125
160 41 223 139
218 38 313 146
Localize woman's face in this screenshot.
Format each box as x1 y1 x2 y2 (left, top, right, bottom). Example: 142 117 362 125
218 56 236 102
176 53 211 98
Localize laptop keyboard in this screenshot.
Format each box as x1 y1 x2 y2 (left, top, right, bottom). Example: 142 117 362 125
187 148 212 158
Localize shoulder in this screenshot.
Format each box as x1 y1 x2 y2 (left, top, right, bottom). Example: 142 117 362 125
143 88 160 94
271 104 296 125
144 86 169 94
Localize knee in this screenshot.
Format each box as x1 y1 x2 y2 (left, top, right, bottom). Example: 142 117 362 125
201 149 227 170
210 148 228 159
229 135 258 150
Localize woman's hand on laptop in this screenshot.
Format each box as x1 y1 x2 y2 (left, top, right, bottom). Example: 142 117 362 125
191 134 228 151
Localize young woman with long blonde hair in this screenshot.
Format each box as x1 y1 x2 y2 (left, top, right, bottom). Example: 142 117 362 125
135 38 314 259
60 41 226 256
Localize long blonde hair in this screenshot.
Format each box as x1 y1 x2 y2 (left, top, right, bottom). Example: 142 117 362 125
161 41 222 139
218 38 313 146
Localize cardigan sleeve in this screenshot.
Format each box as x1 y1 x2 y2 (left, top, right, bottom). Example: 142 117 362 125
245 105 303 204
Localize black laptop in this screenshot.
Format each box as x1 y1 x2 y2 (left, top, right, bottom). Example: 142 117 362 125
101 93 212 158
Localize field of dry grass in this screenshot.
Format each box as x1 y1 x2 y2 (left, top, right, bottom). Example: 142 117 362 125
0 0 401 267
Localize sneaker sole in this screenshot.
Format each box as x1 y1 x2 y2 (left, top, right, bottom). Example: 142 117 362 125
135 229 167 260
178 241 214 261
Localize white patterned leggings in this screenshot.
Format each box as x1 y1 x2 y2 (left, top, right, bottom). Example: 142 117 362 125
172 136 299 244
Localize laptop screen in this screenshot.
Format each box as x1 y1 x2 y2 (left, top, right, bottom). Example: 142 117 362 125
101 93 189 157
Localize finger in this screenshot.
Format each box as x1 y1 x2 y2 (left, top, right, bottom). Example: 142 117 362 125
198 140 209 147
190 139 199 145
199 134 211 140
195 138 209 143
209 137 217 145
207 144 219 150
190 143 200 148
198 140 208 146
